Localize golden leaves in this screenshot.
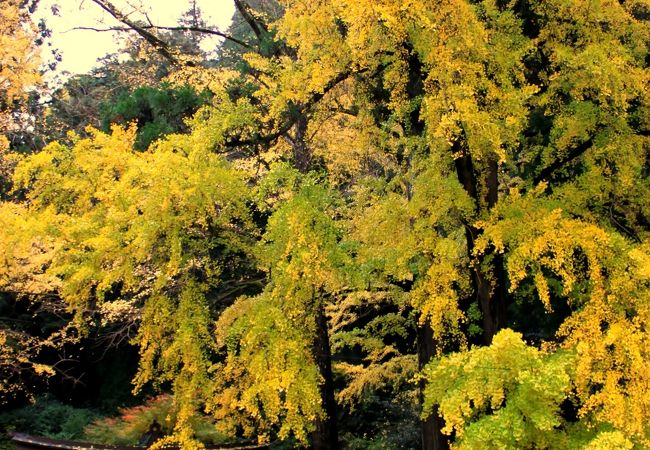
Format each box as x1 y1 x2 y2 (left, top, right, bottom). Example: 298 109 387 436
475 198 650 445
211 294 323 444
422 329 575 449
0 0 41 136
0 202 61 295
335 355 417 409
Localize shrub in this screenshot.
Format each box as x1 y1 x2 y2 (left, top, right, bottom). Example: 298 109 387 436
84 395 229 445
0 395 98 440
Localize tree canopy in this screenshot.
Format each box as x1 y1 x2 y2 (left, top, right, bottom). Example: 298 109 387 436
1 1 648 449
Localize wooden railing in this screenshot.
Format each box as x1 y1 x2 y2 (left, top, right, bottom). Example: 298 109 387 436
9 433 270 450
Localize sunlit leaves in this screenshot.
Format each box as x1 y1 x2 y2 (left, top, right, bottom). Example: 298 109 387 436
212 294 322 443
0 0 41 140
423 329 575 449
2 0 649 446
3 123 257 441
474 196 650 445
13 124 254 307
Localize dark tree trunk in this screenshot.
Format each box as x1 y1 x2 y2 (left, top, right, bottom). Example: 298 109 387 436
454 151 507 345
417 323 450 450
292 116 312 173
466 231 507 344
291 113 338 449
311 303 338 450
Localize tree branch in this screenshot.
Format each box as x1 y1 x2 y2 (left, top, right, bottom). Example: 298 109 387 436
70 25 255 51
533 138 594 185
213 277 267 304
89 0 184 65
234 0 269 42
224 68 355 148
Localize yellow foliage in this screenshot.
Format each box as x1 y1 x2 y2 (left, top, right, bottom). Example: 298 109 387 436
0 202 61 295
4 124 256 443
1 0 648 446
0 0 41 137
477 199 650 445
335 355 417 409
211 294 323 444
582 431 634 450
165 67 242 95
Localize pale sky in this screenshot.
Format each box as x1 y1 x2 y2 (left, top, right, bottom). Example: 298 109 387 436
34 0 236 76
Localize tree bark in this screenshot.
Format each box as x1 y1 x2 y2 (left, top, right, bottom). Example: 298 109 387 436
292 115 312 173
311 303 338 450
417 323 449 450
454 151 507 344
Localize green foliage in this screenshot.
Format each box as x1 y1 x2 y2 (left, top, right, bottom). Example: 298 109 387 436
0 434 14 450
423 327 650 449
423 329 575 449
0 395 99 440
41 72 127 145
101 84 210 150
337 373 420 450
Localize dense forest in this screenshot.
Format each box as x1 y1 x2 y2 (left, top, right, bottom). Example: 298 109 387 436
1 0 649 449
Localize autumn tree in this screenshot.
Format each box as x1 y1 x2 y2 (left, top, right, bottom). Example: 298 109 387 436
0 0 42 147
300 0 648 447
0 0 44 198
198 0 649 447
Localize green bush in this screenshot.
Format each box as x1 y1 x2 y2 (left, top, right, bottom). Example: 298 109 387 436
0 395 99 440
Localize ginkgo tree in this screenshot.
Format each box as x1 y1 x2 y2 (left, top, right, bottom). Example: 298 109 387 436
2 123 259 443
0 0 42 149
204 0 648 447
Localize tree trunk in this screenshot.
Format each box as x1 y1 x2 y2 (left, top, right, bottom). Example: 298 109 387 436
418 322 450 450
292 117 338 449
454 151 507 344
467 232 507 344
311 303 338 450
290 113 338 449
292 116 312 173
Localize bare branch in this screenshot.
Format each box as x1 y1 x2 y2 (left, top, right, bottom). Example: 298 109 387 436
234 0 269 42
213 277 266 304
70 25 255 51
89 0 183 65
